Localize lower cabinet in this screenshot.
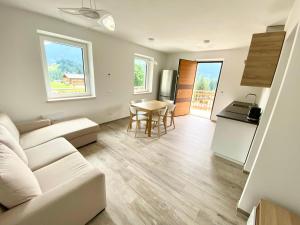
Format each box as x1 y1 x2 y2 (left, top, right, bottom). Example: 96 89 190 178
211 117 257 165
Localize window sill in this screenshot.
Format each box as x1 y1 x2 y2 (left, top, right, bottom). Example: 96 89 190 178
47 95 96 102
133 91 152 95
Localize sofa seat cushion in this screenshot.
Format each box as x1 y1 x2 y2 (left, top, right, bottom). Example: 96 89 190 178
34 152 95 193
20 118 99 150
25 138 77 171
0 144 42 208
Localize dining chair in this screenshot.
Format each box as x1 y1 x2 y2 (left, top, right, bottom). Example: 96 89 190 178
130 99 147 116
127 106 148 137
147 106 168 138
130 99 146 104
166 103 176 129
162 99 174 105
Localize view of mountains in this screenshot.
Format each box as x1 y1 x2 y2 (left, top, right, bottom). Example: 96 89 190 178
195 62 222 91
44 41 84 80
44 41 84 67
196 62 222 80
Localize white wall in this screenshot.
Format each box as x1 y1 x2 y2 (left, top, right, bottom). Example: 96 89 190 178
238 0 300 214
0 4 167 124
244 27 295 172
285 0 300 36
257 88 271 112
165 48 263 120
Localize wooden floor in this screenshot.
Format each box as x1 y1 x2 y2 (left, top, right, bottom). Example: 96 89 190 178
81 115 248 225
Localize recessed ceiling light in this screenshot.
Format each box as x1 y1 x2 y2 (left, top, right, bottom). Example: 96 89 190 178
148 37 155 42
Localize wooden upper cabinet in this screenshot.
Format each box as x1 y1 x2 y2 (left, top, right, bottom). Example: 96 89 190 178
241 31 286 87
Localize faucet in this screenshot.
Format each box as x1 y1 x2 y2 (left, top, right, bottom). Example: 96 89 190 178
245 93 256 105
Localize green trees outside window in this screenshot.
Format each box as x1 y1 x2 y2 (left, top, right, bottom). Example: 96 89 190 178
134 58 147 88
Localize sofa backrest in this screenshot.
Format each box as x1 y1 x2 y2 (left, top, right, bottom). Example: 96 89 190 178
0 125 28 164
0 113 19 142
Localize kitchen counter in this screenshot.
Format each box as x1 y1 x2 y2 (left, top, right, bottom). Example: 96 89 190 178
217 101 259 125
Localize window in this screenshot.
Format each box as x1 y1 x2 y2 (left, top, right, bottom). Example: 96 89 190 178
38 30 95 101
134 54 154 94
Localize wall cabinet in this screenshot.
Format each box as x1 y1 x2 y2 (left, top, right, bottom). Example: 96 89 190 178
241 31 286 87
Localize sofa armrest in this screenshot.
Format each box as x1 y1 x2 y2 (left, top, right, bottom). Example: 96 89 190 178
16 119 52 134
0 169 106 225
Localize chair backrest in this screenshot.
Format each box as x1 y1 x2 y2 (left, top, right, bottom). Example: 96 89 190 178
167 103 176 112
163 99 174 105
129 106 137 115
130 99 146 105
158 106 168 116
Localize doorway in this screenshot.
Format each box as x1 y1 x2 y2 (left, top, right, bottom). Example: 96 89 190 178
190 61 223 119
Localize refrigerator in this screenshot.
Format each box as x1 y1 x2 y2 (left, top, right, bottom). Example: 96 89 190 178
158 70 178 102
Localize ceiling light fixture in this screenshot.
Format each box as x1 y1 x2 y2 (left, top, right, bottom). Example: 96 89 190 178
59 0 116 31
98 14 115 31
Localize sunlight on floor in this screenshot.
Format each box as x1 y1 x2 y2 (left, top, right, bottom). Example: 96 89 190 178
190 108 211 119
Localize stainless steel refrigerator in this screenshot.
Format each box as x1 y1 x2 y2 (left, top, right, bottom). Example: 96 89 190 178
158 70 178 102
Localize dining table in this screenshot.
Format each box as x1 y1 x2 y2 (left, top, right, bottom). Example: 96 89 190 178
131 100 168 137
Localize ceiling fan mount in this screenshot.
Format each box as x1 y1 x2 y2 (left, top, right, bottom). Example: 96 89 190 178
58 0 115 31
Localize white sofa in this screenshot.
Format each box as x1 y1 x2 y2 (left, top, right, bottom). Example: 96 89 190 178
0 113 106 225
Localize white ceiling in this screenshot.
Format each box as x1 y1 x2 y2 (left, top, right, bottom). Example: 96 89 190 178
0 0 295 53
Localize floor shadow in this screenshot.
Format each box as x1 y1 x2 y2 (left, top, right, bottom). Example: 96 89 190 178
87 210 118 225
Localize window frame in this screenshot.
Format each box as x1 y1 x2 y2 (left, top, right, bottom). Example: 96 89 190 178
38 30 96 101
133 54 154 94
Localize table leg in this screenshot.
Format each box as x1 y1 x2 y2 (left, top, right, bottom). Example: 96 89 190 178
148 111 152 137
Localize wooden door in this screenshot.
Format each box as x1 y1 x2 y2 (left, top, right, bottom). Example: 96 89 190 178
174 59 197 116
241 31 286 87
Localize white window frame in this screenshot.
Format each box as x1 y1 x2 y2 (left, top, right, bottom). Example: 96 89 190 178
38 30 96 102
133 54 154 94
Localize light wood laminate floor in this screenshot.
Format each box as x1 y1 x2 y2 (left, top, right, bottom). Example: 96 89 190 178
81 115 248 225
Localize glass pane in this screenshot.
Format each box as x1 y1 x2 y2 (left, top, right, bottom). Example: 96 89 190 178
191 62 223 119
134 58 147 90
195 62 222 92
43 41 86 95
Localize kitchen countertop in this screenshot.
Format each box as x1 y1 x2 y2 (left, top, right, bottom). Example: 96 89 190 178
217 101 259 125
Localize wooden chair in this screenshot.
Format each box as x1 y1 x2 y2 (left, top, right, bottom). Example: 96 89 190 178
147 106 168 138
166 103 176 129
130 99 146 104
127 106 148 137
130 99 147 116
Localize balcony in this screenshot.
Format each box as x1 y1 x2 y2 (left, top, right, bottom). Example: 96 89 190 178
190 90 215 118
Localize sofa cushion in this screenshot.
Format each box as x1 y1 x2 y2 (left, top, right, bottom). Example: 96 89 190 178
0 144 42 208
25 138 77 171
20 118 99 150
34 152 94 193
0 169 106 225
0 125 28 164
0 113 19 142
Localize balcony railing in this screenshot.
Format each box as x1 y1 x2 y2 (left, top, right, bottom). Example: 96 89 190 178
191 90 215 111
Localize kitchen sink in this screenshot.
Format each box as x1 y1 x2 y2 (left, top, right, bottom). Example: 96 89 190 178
232 103 250 108
226 102 252 114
